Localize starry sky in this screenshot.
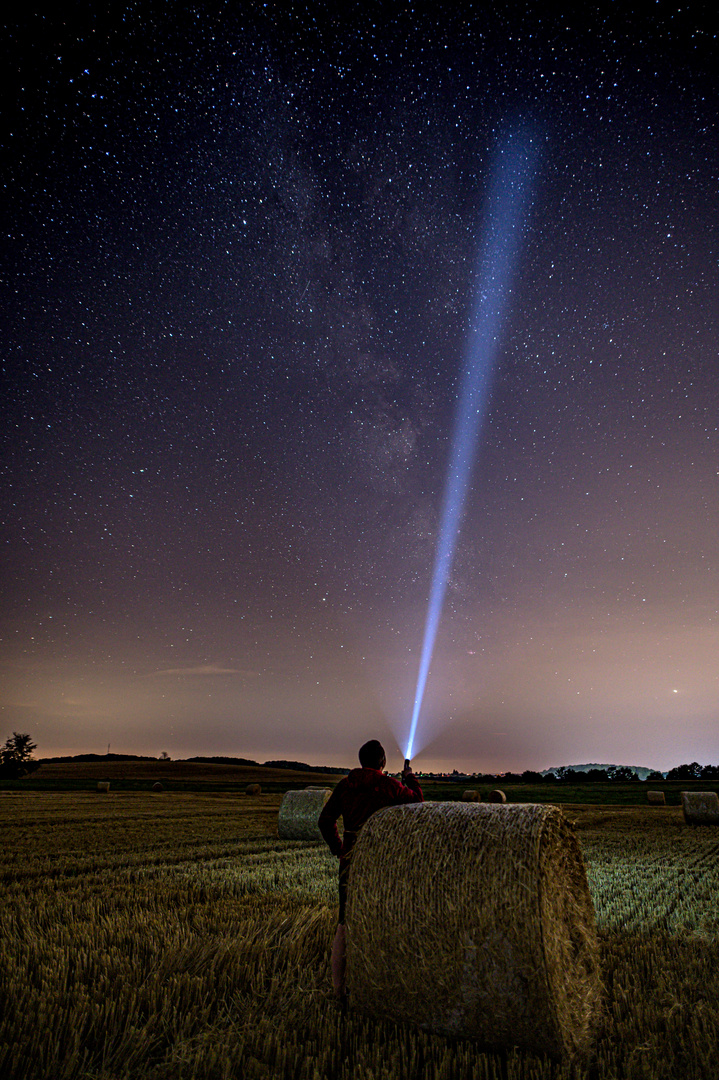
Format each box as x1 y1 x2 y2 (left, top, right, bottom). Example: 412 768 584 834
2 3 718 774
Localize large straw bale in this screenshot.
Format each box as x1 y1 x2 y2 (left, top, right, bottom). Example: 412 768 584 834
461 790 481 802
246 783 262 796
346 802 601 1058
278 787 331 840
488 789 506 803
681 790 719 825
152 782 164 792
647 790 665 805
96 781 110 793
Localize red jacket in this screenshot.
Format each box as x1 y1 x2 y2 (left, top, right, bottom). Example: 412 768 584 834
318 767 423 857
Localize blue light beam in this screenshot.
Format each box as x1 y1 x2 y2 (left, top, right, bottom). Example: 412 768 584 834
405 129 539 761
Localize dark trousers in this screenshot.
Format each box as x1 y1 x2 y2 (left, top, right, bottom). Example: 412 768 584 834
338 831 357 924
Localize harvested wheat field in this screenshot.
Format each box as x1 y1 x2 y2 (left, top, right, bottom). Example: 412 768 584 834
0 794 717 1079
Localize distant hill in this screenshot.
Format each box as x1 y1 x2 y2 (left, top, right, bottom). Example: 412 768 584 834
181 756 350 773
186 756 261 767
37 754 349 775
262 758 350 774
40 753 158 763
31 758 347 786
541 763 661 780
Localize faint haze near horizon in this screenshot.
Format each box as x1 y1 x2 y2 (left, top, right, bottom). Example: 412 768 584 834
5 617 716 776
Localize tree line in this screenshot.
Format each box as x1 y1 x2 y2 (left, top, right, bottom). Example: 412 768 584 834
1 733 718 783
511 764 719 783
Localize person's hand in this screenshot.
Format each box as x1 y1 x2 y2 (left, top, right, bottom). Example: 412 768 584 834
402 766 414 783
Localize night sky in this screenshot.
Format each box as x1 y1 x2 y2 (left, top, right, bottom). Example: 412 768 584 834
2 4 718 773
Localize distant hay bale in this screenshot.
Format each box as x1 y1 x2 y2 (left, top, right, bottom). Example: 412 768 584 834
647 790 665 805
96 781 110 793
152 782 164 792
278 788 331 840
346 802 601 1058
681 790 719 825
246 783 262 796
488 789 506 803
461 790 481 802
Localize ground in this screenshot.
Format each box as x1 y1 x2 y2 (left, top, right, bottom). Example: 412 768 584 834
0 777 717 1079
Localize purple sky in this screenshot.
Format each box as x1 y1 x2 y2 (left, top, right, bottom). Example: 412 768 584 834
2 5 717 773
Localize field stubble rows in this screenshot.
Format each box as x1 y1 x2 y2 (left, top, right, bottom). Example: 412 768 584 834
0 792 717 1079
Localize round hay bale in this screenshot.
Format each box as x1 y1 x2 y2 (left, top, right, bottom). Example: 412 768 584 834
346 802 601 1058
681 790 719 825
461 789 481 802
488 789 506 803
646 790 665 805
152 782 164 793
96 781 110 793
245 783 262 796
278 788 332 840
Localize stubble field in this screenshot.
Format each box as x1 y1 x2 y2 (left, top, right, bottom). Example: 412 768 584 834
0 790 717 1079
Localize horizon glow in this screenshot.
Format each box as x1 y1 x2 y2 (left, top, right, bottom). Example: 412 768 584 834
405 129 540 762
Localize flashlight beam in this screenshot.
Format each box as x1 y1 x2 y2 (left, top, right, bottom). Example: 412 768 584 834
405 129 539 761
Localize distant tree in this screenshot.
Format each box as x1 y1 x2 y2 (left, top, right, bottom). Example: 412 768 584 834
556 768 584 783
160 751 171 761
645 770 664 783
520 770 544 783
585 768 610 782
701 763 719 780
609 766 637 782
666 762 703 781
501 771 522 783
0 732 40 779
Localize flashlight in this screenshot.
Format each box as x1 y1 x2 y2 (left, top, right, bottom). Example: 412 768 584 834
404 758 411 772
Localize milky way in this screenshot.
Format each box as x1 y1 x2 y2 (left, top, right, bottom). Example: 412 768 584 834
2 6 718 772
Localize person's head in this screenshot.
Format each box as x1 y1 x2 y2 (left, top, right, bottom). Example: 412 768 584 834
358 739 386 771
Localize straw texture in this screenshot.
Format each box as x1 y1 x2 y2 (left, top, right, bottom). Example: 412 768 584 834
278 788 331 840
681 790 719 825
646 790 665 805
346 802 601 1058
